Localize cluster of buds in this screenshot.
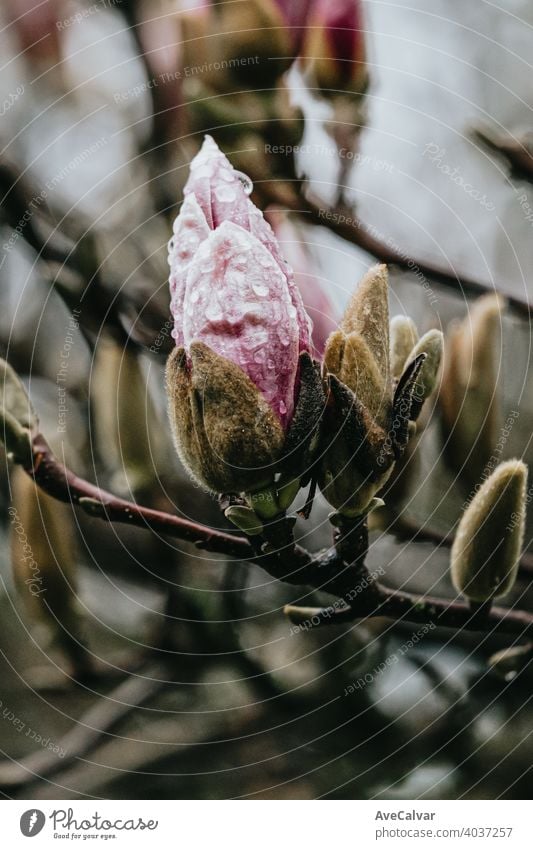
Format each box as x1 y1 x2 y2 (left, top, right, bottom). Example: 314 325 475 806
176 0 368 183
165 138 442 530
319 266 443 516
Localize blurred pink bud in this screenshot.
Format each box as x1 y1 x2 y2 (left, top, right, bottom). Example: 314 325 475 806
266 209 338 356
302 0 368 92
272 0 316 53
137 1 183 135
5 0 61 67
168 137 312 428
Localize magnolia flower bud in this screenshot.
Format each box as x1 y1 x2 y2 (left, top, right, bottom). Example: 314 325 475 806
0 357 38 464
390 315 418 380
319 265 430 516
0 357 38 432
405 329 443 421
5 0 62 71
439 294 503 487
300 0 368 94
209 0 296 86
166 137 323 496
451 460 527 602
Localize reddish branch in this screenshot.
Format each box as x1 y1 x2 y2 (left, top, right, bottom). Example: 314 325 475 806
286 585 533 637
20 432 533 639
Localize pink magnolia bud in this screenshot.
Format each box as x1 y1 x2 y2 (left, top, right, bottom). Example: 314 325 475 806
168 136 312 428
5 0 61 68
272 0 317 54
301 0 368 93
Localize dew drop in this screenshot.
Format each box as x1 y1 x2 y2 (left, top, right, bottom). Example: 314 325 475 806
234 170 253 195
251 281 269 297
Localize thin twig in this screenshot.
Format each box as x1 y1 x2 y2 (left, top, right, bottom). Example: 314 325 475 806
20 432 533 637
256 182 532 319
285 583 533 637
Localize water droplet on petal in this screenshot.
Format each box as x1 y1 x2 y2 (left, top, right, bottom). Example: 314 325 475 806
279 400 287 416
251 281 269 297
234 170 253 195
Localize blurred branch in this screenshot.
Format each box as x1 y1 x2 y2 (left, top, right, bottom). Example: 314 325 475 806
256 181 532 319
473 125 533 184
0 662 166 790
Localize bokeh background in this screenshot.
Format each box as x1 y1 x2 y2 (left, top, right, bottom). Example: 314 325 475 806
0 0 532 800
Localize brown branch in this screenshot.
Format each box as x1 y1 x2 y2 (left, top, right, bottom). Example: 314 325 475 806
20 432 533 638
256 182 532 319
472 125 533 184
285 583 533 638
27 433 252 559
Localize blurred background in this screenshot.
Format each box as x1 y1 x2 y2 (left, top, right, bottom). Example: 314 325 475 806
0 0 532 800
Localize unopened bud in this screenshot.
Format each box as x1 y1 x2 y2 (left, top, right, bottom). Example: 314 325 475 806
340 263 389 380
451 460 527 602
225 505 263 536
390 315 418 380
0 357 38 432
404 329 443 420
439 294 504 486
